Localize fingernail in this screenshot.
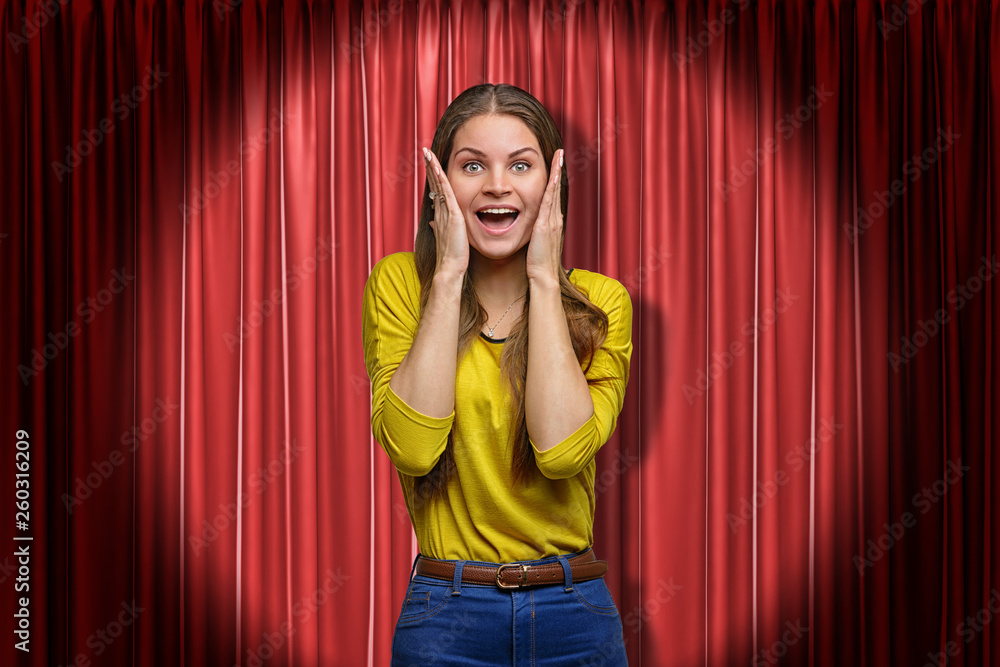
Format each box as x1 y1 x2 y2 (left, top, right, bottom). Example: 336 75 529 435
559 150 564 168
423 147 430 162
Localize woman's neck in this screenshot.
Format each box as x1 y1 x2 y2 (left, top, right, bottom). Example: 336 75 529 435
469 248 530 306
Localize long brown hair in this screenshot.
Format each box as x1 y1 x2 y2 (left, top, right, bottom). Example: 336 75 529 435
413 83 612 500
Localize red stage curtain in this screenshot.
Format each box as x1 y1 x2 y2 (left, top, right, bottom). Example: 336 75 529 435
0 0 996 665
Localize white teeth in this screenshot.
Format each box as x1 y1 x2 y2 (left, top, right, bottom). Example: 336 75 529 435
479 208 517 214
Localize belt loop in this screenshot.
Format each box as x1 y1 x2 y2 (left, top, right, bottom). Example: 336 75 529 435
556 554 573 592
452 561 465 596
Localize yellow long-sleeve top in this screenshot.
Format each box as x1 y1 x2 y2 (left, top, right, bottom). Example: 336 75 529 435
362 251 633 563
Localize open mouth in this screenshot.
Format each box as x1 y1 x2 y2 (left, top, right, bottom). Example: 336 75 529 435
476 207 520 234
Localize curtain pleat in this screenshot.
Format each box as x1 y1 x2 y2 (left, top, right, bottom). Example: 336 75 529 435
0 1 996 665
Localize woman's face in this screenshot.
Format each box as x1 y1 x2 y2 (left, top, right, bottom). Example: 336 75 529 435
445 114 549 263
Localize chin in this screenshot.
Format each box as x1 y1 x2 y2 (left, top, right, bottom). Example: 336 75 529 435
470 238 530 262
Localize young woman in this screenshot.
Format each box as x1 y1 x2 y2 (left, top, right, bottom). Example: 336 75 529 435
363 83 632 665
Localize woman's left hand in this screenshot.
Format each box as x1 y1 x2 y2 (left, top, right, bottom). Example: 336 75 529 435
525 149 565 287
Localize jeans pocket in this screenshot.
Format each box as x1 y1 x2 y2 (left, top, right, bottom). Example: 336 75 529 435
572 577 620 616
398 577 452 623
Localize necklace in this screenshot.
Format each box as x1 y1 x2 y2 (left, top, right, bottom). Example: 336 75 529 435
486 294 526 338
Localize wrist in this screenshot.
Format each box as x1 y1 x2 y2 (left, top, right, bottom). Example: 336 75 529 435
431 268 465 296
528 272 562 295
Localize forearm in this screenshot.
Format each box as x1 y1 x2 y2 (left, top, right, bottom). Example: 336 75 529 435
525 278 594 452
389 271 463 418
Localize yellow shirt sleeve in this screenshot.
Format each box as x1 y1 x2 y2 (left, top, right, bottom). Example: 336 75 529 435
530 281 633 479
362 253 454 477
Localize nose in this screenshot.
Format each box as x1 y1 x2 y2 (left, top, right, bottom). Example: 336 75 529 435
481 167 511 197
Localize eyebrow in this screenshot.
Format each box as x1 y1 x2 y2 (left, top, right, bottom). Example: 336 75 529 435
454 146 539 159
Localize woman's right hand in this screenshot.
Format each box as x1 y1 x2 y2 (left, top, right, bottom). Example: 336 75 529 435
423 147 470 278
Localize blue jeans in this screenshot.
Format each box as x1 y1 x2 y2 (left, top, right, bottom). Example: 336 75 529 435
390 548 628 666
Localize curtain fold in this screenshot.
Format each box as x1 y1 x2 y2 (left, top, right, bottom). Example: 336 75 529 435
0 0 995 665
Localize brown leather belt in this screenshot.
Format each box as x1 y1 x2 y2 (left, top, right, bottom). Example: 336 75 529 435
415 548 608 590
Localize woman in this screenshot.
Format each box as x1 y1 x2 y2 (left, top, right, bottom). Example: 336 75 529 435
363 83 632 665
